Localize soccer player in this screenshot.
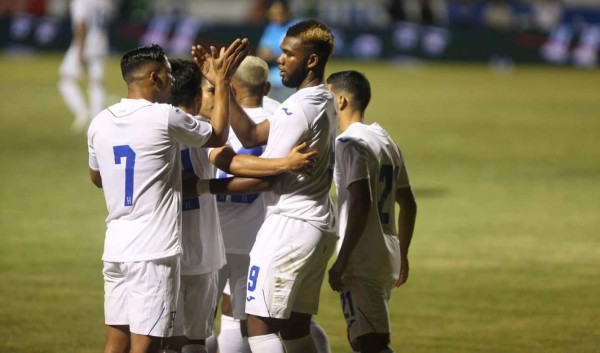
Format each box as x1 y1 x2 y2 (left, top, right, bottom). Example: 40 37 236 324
326 70 418 353
165 57 315 353
59 0 112 133
193 20 338 353
87 40 247 353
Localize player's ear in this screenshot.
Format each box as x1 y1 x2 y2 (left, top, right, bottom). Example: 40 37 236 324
338 95 348 111
306 53 318 69
150 71 159 85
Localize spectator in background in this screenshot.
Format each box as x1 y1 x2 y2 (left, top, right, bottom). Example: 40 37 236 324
256 0 300 102
482 0 514 31
58 0 112 133
532 0 563 32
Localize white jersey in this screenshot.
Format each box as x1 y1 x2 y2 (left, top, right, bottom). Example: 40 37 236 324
214 106 271 254
181 145 226 274
88 98 212 262
261 84 337 232
70 0 111 58
334 122 411 281
262 95 281 113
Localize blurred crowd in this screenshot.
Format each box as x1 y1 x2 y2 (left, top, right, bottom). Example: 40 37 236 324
1 0 599 33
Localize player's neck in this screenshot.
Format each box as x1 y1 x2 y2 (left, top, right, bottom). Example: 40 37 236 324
297 71 322 90
340 112 364 132
237 95 262 109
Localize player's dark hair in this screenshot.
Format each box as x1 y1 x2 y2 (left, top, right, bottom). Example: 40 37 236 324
120 44 167 83
326 70 371 112
286 20 335 61
170 59 202 108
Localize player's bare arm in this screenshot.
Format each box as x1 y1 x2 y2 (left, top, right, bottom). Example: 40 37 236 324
394 185 417 287
192 38 249 147
209 142 317 177
229 91 271 148
182 174 274 198
89 169 102 188
328 178 372 292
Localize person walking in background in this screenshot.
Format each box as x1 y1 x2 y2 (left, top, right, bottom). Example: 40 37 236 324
59 0 112 133
87 41 247 353
326 70 417 353
256 0 299 102
196 20 338 353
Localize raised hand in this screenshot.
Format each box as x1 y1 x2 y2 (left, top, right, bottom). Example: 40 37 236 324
191 38 249 84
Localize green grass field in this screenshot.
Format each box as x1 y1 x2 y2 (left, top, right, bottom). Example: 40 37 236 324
0 54 599 353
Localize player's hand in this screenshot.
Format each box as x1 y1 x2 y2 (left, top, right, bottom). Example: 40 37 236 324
394 257 409 287
191 38 249 84
328 260 346 292
286 142 318 176
182 171 199 198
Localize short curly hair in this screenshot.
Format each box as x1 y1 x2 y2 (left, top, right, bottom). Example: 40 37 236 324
286 20 335 60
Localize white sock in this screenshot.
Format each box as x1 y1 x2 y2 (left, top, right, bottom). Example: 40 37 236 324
310 320 332 353
241 336 251 353
248 334 285 353
218 315 244 352
205 333 218 353
181 343 207 353
88 80 105 117
283 334 317 353
58 77 87 115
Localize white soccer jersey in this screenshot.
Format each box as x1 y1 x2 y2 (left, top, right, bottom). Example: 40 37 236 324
214 107 271 254
260 84 338 232
88 98 212 262
70 0 111 58
180 145 226 275
334 122 411 281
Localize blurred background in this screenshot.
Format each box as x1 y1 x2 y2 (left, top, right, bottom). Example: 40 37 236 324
1 0 600 67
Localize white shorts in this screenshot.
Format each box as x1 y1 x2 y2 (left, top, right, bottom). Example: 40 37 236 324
103 256 179 337
172 271 219 340
217 253 251 320
245 214 337 319
59 45 106 81
340 275 395 342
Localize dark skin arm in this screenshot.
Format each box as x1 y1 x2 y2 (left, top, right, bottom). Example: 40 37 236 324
191 43 270 148
90 169 102 188
182 172 274 198
209 142 317 177
192 39 250 147
395 185 417 287
328 179 372 292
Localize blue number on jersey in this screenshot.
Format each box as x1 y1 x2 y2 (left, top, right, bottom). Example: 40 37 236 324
181 148 200 211
216 146 263 204
247 265 260 292
378 164 396 225
340 290 356 328
113 145 136 206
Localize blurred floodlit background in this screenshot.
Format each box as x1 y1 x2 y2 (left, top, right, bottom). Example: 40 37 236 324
1 0 599 67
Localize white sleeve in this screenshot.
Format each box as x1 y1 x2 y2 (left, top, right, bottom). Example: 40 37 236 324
262 102 309 158
336 139 370 189
397 161 411 188
167 106 212 147
87 128 99 171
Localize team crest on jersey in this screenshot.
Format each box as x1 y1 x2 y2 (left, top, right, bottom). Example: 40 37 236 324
282 107 293 116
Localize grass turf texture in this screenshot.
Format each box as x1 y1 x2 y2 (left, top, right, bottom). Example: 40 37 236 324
0 54 598 352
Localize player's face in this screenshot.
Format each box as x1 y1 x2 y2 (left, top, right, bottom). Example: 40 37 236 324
278 36 309 89
199 80 215 119
155 57 175 103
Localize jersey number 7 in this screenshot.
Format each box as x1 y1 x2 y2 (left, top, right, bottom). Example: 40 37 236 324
113 145 136 206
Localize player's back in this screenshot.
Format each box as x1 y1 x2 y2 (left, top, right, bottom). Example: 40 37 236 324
88 99 209 262
216 106 270 254
335 122 407 281
261 84 337 232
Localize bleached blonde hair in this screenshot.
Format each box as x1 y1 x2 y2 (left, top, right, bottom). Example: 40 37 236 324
233 56 269 89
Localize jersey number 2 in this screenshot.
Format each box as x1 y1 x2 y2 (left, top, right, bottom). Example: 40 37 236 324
378 164 397 225
113 145 136 206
